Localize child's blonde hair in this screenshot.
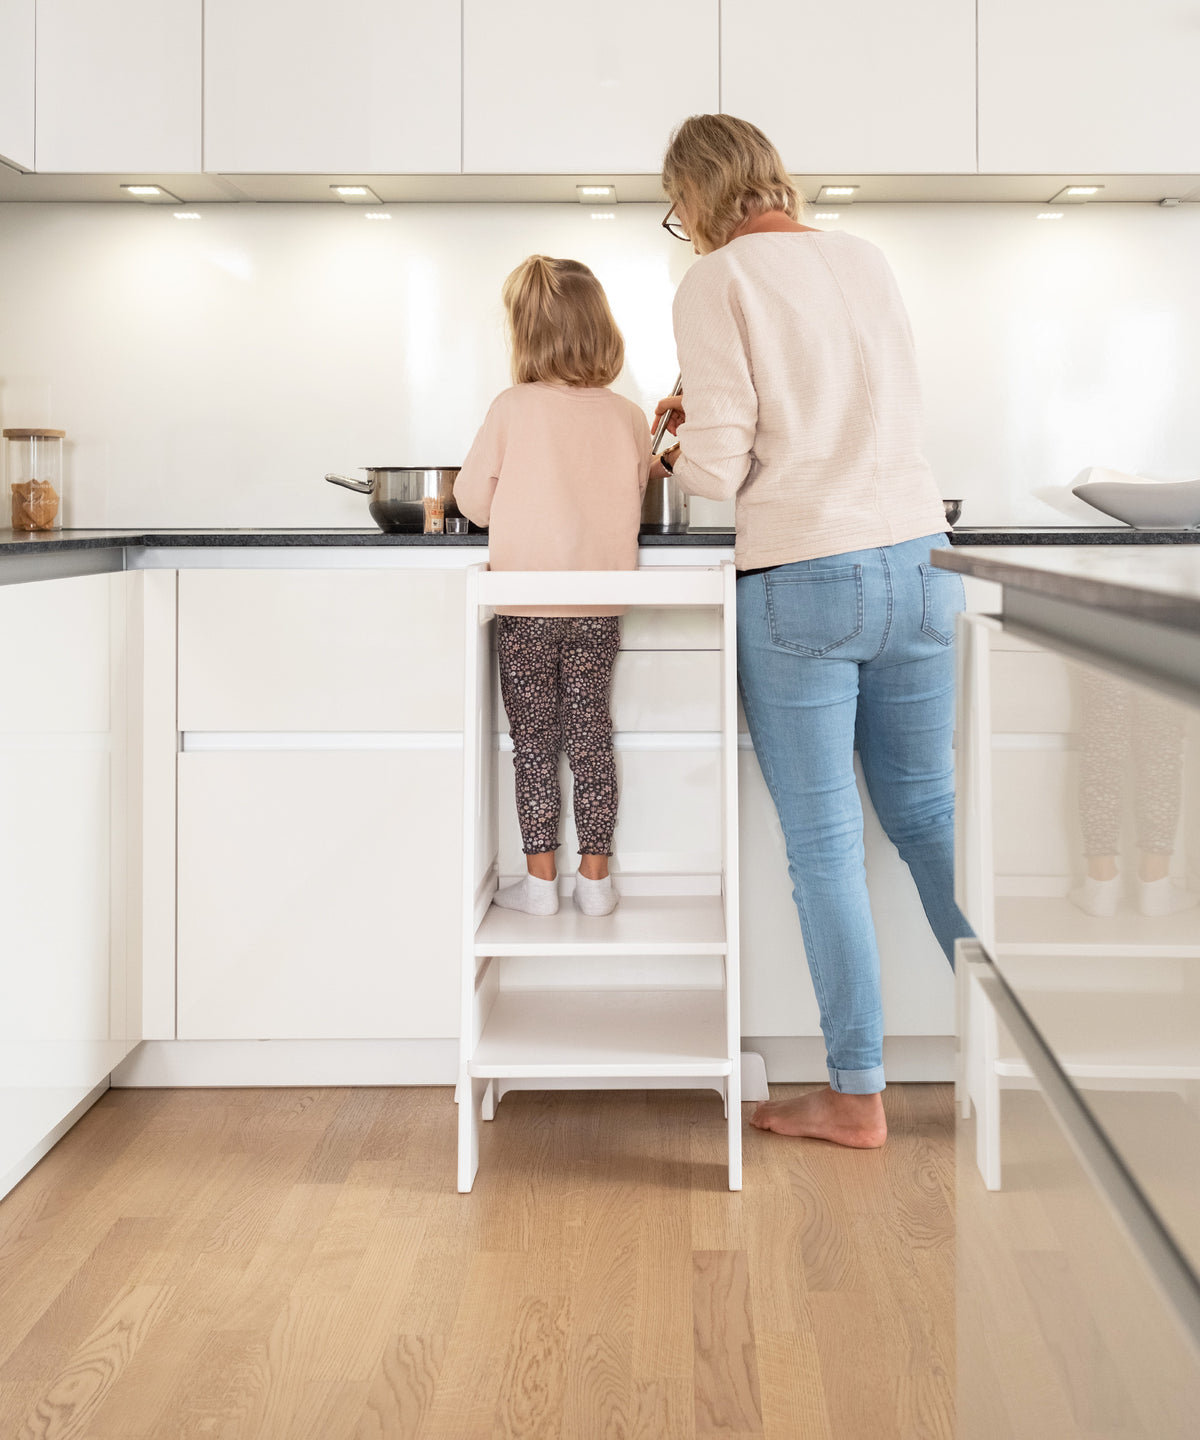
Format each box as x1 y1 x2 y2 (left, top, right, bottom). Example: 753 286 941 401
662 114 802 255
502 255 625 388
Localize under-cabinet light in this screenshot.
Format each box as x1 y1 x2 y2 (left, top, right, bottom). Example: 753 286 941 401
1050 183 1104 204
817 185 858 202
121 184 181 204
577 184 616 201
331 184 381 203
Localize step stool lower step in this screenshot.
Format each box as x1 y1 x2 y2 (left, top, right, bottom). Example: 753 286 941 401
474 892 728 956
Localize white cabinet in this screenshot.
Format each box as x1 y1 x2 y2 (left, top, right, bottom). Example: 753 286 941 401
0 0 35 169
462 0 719 173
176 750 460 1039
34 0 201 172
721 0 976 174
177 569 466 732
0 572 138 1196
978 0 1200 174
203 0 460 174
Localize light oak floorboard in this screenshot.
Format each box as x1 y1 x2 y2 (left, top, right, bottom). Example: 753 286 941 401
0 1082 953 1439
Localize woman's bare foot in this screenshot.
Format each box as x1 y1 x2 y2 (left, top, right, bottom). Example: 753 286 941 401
750 1087 887 1149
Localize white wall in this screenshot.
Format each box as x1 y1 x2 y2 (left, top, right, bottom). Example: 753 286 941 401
0 200 1197 529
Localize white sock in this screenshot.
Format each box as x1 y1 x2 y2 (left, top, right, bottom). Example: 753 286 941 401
1069 873 1120 917
494 874 559 916
574 873 618 917
1136 875 1198 917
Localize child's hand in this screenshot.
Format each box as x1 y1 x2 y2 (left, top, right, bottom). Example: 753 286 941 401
653 394 686 436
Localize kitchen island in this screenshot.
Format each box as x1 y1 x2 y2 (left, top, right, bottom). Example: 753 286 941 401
934 543 1200 1436
4 525 1200 1200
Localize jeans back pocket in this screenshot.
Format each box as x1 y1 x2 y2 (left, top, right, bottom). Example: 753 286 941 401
919 563 965 646
764 566 864 657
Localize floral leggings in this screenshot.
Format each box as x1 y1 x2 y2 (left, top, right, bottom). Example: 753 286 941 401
497 615 621 856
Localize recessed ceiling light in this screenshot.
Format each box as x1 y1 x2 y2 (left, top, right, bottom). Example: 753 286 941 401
814 211 840 220
589 211 616 221
173 212 201 220
331 184 381 203
363 212 392 221
818 185 858 202
577 184 616 202
120 183 181 204
1050 183 1104 203
1036 212 1065 220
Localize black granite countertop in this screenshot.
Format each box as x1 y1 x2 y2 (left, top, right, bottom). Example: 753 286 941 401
3 523 1199 560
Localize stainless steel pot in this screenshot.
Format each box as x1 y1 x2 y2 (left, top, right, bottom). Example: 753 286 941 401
641 375 689 535
325 467 461 533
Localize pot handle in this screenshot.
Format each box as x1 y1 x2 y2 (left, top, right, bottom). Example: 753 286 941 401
325 472 374 494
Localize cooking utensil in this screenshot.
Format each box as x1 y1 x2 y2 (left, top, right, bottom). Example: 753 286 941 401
943 498 962 527
325 467 461 534
641 375 689 535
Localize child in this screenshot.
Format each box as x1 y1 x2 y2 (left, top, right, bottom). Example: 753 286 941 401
454 255 651 917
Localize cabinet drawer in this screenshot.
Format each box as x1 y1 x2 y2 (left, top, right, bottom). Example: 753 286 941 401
178 570 465 731
177 750 460 1039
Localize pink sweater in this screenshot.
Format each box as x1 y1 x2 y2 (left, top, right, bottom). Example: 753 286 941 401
453 382 651 617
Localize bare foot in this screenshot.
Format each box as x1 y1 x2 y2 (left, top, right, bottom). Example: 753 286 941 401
750 1087 887 1149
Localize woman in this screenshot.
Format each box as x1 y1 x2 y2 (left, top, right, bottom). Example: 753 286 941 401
653 114 971 1149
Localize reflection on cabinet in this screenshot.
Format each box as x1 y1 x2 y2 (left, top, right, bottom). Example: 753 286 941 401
203 0 460 174
0 572 138 1196
34 0 201 172
462 0 718 173
177 569 466 731
978 0 1200 174
177 749 461 1040
721 0 976 174
0 0 34 170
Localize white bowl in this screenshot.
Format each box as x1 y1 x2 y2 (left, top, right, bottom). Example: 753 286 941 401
1072 476 1200 529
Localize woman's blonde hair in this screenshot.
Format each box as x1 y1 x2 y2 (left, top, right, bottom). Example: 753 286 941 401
502 255 624 388
662 114 802 254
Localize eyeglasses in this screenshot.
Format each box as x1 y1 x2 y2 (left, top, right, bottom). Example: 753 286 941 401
662 203 690 242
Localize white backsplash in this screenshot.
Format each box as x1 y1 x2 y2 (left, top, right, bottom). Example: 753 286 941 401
0 200 1197 529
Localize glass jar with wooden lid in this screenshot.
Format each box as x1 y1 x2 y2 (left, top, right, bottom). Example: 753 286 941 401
4 428 66 531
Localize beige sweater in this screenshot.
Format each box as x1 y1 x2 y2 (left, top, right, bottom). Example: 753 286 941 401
453 381 651 616
671 230 946 570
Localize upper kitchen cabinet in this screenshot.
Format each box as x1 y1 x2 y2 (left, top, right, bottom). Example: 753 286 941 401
978 0 1200 173
462 0 719 174
721 1 976 174
34 0 201 172
204 0 460 174
0 1 34 170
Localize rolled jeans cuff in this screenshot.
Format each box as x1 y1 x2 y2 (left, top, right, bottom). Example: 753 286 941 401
828 1063 886 1095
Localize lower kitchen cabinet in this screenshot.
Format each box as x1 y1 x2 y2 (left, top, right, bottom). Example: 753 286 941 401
176 748 460 1039
0 571 138 1195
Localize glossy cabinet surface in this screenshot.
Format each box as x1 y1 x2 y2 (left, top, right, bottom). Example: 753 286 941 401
957 610 1200 1276
203 0 460 173
0 572 138 1193
34 0 201 172
978 0 1200 173
0 0 34 169
721 0 976 174
958 964 1200 1438
462 0 719 173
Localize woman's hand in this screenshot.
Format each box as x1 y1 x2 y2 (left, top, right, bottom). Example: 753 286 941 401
653 394 686 436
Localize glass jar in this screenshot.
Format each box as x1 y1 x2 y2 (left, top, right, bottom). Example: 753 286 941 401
4 428 66 531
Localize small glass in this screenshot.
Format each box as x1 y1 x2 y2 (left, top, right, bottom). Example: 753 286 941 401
5 428 66 531
445 516 470 536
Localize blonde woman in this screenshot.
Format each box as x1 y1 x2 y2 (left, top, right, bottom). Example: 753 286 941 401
653 115 971 1148
455 256 651 919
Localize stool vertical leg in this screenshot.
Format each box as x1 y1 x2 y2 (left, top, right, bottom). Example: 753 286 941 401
458 1073 486 1193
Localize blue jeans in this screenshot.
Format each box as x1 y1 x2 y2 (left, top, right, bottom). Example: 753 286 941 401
737 533 973 1095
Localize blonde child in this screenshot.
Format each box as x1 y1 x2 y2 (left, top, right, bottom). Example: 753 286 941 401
454 256 650 917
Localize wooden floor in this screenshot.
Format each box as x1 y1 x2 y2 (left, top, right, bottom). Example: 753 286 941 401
0 1084 954 1440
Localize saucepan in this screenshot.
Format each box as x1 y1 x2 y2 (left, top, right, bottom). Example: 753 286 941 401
325 467 461 533
640 375 690 535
